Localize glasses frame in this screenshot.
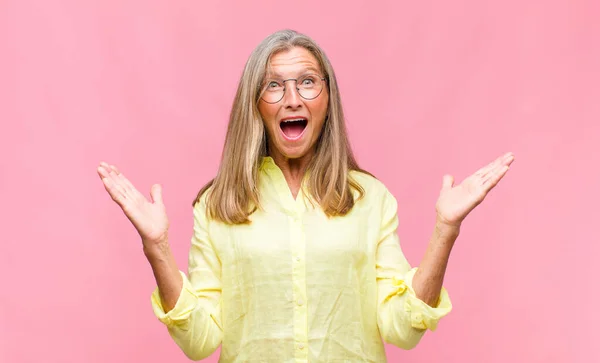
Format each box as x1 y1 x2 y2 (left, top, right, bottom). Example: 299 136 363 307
260 73 327 104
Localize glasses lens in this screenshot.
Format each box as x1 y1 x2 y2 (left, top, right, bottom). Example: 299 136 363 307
297 74 324 100
261 79 284 103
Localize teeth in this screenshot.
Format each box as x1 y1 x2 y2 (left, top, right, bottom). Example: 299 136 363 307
282 118 306 123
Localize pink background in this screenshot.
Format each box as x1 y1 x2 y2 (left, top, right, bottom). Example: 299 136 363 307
1 0 598 362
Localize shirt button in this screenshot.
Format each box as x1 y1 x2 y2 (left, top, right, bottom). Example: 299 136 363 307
295 256 300 262
298 344 305 350
297 299 304 306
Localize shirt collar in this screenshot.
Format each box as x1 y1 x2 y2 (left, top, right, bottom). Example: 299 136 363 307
259 156 277 172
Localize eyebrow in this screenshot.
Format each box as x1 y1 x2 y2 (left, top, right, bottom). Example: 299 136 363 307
265 66 322 79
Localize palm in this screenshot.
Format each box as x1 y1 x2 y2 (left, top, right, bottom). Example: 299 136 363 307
435 152 515 227
97 162 169 244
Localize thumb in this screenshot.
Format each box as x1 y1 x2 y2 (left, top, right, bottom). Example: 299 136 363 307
150 184 163 204
441 174 454 191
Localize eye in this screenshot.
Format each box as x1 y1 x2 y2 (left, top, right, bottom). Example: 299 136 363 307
301 76 315 85
267 81 280 88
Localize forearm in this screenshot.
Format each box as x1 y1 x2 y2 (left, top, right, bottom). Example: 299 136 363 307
144 238 183 313
412 219 459 306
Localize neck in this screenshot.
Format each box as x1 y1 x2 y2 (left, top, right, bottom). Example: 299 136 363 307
269 147 314 199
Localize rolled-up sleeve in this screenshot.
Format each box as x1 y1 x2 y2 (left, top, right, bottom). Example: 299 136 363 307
150 190 223 360
376 189 452 350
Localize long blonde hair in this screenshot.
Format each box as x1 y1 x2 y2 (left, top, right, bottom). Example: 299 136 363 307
193 29 372 224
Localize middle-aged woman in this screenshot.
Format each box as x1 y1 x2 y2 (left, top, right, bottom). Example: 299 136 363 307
97 29 514 362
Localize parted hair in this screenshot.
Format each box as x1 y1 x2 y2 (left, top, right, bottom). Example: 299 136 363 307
193 29 372 224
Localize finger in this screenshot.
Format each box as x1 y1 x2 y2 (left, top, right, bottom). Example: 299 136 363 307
102 174 128 205
99 163 134 206
106 165 142 202
504 154 515 167
97 165 110 179
106 169 133 200
478 152 514 180
99 161 121 176
150 184 163 205
114 171 137 196
480 163 503 181
99 161 111 172
482 165 510 192
441 174 454 191
481 154 515 180
98 163 118 182
474 159 502 179
101 163 134 194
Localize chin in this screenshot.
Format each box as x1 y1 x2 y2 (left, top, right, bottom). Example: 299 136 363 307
279 145 310 159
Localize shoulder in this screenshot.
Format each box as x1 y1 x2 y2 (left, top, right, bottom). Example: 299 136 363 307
192 184 214 223
349 170 396 206
349 171 399 223
193 183 213 208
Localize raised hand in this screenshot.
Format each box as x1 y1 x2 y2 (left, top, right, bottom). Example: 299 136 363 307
435 152 515 228
97 162 170 247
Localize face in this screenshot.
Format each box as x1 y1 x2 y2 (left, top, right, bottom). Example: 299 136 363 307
258 46 329 163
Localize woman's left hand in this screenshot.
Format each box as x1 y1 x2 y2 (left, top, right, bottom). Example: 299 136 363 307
435 152 515 228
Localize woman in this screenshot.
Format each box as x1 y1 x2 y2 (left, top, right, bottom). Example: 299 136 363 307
97 29 514 362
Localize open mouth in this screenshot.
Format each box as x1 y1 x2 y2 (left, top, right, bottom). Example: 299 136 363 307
279 118 308 140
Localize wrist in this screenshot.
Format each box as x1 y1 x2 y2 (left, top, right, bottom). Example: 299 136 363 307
433 218 461 245
435 215 462 233
143 238 171 261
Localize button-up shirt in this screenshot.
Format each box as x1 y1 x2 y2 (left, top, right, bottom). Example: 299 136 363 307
151 156 452 362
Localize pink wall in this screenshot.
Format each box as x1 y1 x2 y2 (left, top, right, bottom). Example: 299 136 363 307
1 0 598 362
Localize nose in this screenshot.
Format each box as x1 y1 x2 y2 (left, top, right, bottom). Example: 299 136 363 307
282 80 302 109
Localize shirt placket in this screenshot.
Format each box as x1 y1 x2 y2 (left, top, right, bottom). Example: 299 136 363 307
289 196 308 362
266 159 310 362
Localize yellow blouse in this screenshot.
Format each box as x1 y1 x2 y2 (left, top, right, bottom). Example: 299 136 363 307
151 156 452 362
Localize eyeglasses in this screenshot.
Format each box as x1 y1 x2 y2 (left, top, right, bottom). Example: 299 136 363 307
260 73 327 104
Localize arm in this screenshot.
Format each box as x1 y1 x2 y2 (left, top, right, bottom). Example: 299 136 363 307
149 192 223 361
95 163 222 359
377 152 514 349
411 220 459 306
413 152 515 306
144 240 184 312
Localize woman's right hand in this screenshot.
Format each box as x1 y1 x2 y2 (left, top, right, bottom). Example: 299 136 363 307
97 161 170 249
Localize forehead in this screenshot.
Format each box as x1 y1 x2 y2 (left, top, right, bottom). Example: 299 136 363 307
265 46 322 78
